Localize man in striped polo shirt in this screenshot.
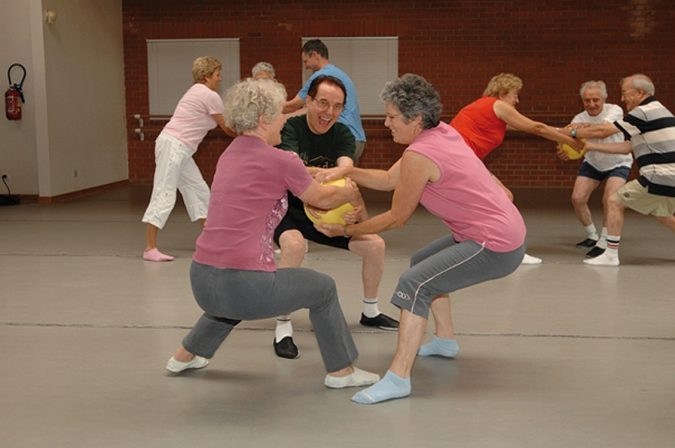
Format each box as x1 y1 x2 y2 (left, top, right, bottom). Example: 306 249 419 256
561 74 675 266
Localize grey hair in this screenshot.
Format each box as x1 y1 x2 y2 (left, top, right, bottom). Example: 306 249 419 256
579 80 608 99
251 61 275 79
224 78 287 134
624 73 655 96
380 73 442 129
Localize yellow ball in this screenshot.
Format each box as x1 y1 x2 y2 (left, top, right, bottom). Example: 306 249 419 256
304 178 355 226
559 143 586 161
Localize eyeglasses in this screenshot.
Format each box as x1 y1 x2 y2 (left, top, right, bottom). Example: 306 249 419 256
313 98 344 113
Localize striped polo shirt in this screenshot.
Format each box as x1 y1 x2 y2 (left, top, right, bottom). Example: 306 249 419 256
614 97 675 197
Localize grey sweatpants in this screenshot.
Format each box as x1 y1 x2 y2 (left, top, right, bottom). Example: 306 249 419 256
391 235 526 319
182 261 358 372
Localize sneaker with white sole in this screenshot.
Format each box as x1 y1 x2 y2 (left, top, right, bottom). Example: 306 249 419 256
324 367 380 389
521 253 543 265
583 252 619 267
166 356 209 374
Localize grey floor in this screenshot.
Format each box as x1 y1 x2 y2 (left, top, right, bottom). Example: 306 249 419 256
1 185 674 448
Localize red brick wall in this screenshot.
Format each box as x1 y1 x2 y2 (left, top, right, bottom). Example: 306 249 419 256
123 0 675 187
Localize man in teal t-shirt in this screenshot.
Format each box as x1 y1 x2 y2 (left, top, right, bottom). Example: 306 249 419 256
284 39 367 163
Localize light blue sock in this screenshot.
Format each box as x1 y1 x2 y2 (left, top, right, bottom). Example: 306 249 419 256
417 336 459 358
351 370 411 404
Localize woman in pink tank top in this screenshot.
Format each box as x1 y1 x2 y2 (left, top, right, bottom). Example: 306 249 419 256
315 74 528 404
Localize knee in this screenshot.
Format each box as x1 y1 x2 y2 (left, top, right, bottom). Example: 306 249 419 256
606 193 623 210
364 235 386 259
314 272 338 303
571 191 586 208
280 232 306 257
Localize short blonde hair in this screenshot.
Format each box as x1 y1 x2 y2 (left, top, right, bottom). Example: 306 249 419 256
224 78 287 134
482 73 523 98
192 56 222 83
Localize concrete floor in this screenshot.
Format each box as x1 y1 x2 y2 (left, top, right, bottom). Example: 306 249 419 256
1 185 674 448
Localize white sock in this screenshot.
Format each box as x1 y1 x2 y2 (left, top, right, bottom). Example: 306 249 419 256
597 227 608 248
362 298 380 318
584 224 598 240
605 235 621 257
275 316 293 342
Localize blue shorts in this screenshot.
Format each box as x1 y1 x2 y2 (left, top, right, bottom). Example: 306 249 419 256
578 161 631 182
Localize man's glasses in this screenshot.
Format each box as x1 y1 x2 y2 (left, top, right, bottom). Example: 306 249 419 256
313 98 344 113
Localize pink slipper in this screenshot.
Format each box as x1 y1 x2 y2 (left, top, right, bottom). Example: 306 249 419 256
143 248 174 262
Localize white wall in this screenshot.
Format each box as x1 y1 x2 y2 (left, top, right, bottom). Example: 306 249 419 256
0 0 127 197
41 0 128 196
0 0 40 194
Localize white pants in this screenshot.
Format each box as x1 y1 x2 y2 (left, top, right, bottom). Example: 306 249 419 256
142 133 210 229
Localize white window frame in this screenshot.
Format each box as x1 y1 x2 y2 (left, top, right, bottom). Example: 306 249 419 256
146 38 240 116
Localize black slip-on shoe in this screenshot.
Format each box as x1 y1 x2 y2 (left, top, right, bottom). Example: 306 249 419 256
359 313 399 331
585 246 606 258
576 238 598 248
273 336 299 359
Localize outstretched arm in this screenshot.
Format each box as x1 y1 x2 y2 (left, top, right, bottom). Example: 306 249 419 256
212 113 237 138
586 141 633 155
493 100 580 149
316 152 432 237
283 95 305 114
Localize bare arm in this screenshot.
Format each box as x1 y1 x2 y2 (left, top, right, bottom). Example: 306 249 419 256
318 159 402 192
586 141 633 155
283 95 305 114
573 122 621 140
212 113 237 138
493 100 579 148
316 152 433 237
297 178 359 211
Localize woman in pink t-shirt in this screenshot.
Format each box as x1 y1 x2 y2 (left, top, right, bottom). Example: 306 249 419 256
165 78 379 390
316 74 527 404
141 56 233 262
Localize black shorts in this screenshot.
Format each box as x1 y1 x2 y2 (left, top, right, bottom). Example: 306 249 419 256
578 161 631 182
274 202 351 250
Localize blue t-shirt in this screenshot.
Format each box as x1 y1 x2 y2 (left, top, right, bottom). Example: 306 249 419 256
298 64 366 142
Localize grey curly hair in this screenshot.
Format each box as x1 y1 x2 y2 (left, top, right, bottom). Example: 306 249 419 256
224 78 287 134
380 73 442 129
251 61 276 80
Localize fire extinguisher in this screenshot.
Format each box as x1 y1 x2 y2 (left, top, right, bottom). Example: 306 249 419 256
6 63 26 120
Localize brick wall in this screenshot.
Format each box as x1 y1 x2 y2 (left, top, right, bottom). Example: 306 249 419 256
123 0 674 187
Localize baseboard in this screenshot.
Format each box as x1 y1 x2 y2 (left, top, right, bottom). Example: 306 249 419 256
37 180 129 204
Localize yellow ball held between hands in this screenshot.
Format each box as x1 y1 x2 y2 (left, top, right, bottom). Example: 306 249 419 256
304 178 355 226
559 142 587 161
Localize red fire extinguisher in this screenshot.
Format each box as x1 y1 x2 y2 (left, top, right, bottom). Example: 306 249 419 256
6 63 26 121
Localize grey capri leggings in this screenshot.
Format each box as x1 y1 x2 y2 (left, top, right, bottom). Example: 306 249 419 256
182 261 358 373
391 234 526 319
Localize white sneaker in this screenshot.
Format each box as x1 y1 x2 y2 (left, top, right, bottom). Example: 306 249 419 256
583 252 620 267
324 367 380 389
166 356 209 374
521 253 543 265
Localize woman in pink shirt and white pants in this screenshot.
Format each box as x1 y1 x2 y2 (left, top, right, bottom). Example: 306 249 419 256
317 74 527 404
142 56 231 262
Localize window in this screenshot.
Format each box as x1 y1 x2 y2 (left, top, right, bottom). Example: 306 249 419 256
301 37 398 116
146 38 240 116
